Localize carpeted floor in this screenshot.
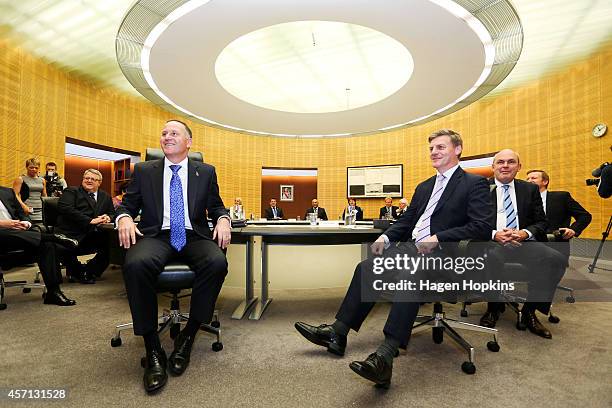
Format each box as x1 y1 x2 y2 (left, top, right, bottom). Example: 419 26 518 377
1 260 611 408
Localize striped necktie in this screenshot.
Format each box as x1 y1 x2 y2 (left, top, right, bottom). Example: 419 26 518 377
272 207 277 218
414 174 446 242
502 184 518 229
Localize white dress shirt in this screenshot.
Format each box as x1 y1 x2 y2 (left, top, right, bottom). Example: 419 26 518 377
492 178 532 239
540 190 548 215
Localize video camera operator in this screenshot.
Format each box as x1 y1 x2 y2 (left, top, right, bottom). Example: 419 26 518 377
44 162 67 197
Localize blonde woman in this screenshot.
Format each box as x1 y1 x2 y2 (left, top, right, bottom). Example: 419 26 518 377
13 157 47 223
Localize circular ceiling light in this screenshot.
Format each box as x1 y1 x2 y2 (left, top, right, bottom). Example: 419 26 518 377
117 0 523 137
214 21 414 114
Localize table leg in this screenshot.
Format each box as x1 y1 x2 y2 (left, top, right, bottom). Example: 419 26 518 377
232 238 258 319
249 237 272 320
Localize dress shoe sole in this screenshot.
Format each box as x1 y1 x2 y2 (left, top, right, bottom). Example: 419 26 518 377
479 319 497 328
349 362 390 388
294 324 345 356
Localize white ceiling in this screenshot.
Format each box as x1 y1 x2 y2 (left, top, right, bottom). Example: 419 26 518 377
1 0 612 131
143 0 490 136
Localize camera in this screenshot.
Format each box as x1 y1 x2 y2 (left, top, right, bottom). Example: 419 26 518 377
586 162 612 198
45 171 64 197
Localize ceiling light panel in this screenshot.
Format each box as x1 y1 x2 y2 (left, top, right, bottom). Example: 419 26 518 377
215 21 414 113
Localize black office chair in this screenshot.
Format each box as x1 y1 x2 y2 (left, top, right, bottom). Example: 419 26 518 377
0 250 46 310
110 148 222 352
110 262 222 351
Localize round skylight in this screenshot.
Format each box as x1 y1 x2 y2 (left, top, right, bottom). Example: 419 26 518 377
214 21 414 114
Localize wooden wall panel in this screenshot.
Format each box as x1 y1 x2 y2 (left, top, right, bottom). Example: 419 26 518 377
0 37 610 237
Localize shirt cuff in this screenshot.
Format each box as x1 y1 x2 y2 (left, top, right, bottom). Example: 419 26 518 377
492 230 497 240
115 213 132 228
522 229 533 240
217 215 231 224
381 234 391 249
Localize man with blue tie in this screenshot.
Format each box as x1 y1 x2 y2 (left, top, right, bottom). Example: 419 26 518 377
116 120 231 394
295 129 493 388
264 198 284 219
479 149 566 339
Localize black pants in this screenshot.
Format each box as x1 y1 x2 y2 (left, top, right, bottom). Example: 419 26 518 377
122 230 228 335
487 241 566 315
0 229 62 290
61 230 110 277
335 245 422 345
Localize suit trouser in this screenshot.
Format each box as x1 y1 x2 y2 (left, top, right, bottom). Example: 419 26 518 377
335 246 421 345
488 241 566 315
62 230 110 277
122 230 228 336
0 229 62 289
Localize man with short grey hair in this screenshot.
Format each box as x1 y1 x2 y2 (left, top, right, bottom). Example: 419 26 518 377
56 168 115 283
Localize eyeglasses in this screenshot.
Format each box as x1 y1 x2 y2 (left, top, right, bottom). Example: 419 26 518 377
83 177 101 182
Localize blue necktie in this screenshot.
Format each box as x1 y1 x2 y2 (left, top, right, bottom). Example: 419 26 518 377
169 165 186 251
502 184 518 229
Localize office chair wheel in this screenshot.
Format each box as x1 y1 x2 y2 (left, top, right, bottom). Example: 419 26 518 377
211 320 221 329
548 314 560 324
432 327 443 344
110 337 122 347
22 288 31 293
170 323 181 340
516 321 527 331
212 342 223 352
566 296 575 303
461 362 476 375
486 341 500 352
460 309 468 317
0 303 6 311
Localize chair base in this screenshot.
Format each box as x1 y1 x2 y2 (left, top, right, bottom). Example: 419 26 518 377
111 307 222 351
0 272 47 311
412 303 499 374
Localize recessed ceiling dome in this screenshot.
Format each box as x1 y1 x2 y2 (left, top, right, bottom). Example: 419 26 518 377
117 0 523 137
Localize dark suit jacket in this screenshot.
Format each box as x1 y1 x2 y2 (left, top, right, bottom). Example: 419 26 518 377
116 158 228 239
305 207 328 221
384 167 493 242
56 186 115 242
342 206 364 221
545 191 591 237
489 179 547 241
379 205 399 219
0 186 40 248
264 207 284 219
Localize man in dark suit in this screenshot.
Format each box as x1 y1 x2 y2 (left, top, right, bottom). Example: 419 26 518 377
0 186 77 306
305 198 328 220
479 150 566 339
379 197 399 219
342 197 364 221
295 129 493 388
526 169 592 260
395 198 408 218
264 198 284 219
116 119 231 394
55 169 115 284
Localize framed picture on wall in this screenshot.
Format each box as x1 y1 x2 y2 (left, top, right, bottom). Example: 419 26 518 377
280 185 294 201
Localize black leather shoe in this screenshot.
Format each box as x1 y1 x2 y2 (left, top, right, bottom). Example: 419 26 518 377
479 310 500 328
52 233 79 249
43 289 76 306
78 271 95 285
143 348 168 394
294 322 346 356
349 353 392 388
521 309 552 339
168 332 195 376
